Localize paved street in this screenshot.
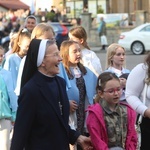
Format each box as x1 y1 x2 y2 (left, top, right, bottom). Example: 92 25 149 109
92 47 147 71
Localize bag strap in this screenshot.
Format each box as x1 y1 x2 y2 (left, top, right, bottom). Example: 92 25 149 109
137 83 148 125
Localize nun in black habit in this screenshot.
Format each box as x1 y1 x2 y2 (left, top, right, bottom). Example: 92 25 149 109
10 39 93 150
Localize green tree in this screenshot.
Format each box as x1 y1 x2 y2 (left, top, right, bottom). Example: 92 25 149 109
97 5 104 14
46 12 56 21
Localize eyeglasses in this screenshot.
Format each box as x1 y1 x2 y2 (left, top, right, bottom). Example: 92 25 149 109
103 87 122 94
45 52 60 57
49 37 56 42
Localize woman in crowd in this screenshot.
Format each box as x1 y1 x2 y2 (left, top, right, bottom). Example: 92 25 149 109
3 29 31 89
31 23 70 89
126 52 150 150
86 72 137 150
68 26 102 77
0 46 17 150
105 43 130 101
105 43 130 76
60 40 97 150
5 15 37 57
10 39 93 150
23 15 37 33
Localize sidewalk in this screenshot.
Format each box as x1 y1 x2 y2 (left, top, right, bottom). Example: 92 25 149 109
91 46 108 53
91 47 100 52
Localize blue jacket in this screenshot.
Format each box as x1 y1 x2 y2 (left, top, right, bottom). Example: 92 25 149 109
0 66 18 121
3 53 21 89
67 67 97 105
57 62 71 90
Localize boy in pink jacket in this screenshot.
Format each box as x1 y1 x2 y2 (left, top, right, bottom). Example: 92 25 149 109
86 72 137 150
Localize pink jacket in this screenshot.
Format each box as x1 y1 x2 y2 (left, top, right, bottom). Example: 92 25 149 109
86 103 137 150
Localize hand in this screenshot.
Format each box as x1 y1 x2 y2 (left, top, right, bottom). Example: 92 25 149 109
11 121 15 126
144 108 150 118
77 135 93 150
69 100 78 113
119 78 126 89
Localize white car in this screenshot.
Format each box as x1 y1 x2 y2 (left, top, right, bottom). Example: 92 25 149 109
118 23 150 55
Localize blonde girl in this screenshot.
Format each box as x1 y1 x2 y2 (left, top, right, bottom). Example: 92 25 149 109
3 29 31 89
106 43 129 72
105 43 130 101
31 23 55 40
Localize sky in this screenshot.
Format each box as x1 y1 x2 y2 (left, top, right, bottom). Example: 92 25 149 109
35 0 52 11
20 0 52 13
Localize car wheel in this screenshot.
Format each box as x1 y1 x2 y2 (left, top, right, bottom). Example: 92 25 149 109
131 41 144 55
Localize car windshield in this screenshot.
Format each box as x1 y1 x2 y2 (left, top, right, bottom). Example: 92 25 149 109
140 25 150 32
50 24 58 32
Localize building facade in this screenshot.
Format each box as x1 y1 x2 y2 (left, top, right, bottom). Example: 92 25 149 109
61 0 150 22
109 0 150 23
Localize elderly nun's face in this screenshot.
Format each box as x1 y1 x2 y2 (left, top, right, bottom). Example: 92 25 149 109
41 43 62 76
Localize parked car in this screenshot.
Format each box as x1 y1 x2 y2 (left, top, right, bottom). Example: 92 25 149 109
1 35 10 53
118 23 150 55
0 22 73 53
49 22 73 49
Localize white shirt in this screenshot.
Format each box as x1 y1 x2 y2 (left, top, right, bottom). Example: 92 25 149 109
125 63 149 116
15 56 26 96
81 48 102 77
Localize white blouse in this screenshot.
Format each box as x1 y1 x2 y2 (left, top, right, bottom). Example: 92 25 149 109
125 63 150 116
81 48 102 77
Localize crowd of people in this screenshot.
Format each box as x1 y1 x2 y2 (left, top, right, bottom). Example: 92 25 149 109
0 13 149 150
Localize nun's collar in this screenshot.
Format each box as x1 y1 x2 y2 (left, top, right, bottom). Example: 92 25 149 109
38 70 55 78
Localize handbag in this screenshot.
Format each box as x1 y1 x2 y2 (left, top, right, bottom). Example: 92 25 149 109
136 83 148 150
100 35 108 45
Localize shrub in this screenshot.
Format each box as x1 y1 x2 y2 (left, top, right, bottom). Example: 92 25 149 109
46 12 56 21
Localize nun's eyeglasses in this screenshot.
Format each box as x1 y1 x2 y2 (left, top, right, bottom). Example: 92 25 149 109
45 52 60 57
49 37 56 41
48 38 56 44
49 38 56 42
